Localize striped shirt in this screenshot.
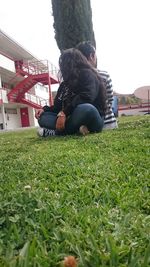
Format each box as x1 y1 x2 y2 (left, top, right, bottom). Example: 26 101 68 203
98 70 118 129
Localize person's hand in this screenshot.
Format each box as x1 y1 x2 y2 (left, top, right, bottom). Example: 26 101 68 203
35 109 44 120
56 111 66 131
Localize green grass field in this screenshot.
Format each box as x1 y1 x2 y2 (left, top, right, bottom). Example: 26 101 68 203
0 115 150 267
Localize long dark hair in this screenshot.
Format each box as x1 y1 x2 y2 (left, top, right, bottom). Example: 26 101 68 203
59 48 106 112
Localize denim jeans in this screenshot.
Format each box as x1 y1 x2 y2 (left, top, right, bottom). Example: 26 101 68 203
38 103 104 135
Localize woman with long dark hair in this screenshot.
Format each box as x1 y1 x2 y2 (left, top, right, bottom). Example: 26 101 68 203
76 41 118 129
35 48 106 136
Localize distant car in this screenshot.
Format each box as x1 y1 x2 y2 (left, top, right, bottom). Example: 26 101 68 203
112 96 118 117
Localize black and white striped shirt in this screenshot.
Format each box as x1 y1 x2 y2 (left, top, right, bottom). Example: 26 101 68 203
98 70 117 128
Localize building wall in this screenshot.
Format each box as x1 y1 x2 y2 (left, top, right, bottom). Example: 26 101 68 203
28 107 38 127
5 109 21 129
0 44 51 130
35 84 48 98
0 85 45 130
0 103 40 130
34 84 49 106
1 89 8 103
0 106 21 129
0 55 15 72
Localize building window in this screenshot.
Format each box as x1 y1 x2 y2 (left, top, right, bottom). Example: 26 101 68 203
5 108 17 114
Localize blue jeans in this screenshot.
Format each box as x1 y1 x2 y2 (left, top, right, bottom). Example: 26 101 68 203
38 103 104 135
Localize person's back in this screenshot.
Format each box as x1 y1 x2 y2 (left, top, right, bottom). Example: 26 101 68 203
98 70 117 129
76 41 118 129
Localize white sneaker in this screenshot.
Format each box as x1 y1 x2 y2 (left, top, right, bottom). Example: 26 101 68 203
79 125 89 136
37 128 56 137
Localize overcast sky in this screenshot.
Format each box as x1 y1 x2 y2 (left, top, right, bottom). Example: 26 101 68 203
0 0 150 94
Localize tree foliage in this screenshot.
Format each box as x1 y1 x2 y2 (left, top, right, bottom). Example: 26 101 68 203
51 0 96 51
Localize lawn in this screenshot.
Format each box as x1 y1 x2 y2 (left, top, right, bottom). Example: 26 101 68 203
0 115 150 267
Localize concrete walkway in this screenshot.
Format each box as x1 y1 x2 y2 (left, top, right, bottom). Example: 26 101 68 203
0 126 38 133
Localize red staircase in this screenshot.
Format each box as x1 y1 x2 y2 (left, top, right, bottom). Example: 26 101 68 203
8 76 37 102
7 60 59 108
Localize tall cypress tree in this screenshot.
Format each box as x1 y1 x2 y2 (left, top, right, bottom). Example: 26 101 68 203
51 0 96 51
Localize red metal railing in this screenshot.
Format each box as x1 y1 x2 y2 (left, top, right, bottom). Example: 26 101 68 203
24 92 49 107
15 60 58 77
118 102 150 110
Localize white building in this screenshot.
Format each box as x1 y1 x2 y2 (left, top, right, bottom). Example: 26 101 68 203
0 29 59 130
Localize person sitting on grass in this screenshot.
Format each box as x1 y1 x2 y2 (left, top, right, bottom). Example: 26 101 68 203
35 48 107 137
76 41 118 129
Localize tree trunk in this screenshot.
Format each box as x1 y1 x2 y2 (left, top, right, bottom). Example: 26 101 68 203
51 0 96 51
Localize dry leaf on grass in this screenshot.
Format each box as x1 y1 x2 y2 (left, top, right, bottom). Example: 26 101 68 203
63 256 78 267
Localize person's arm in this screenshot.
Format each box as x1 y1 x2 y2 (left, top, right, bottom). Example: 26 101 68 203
51 82 65 113
35 105 54 120
42 82 65 113
35 108 44 120
53 83 67 131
